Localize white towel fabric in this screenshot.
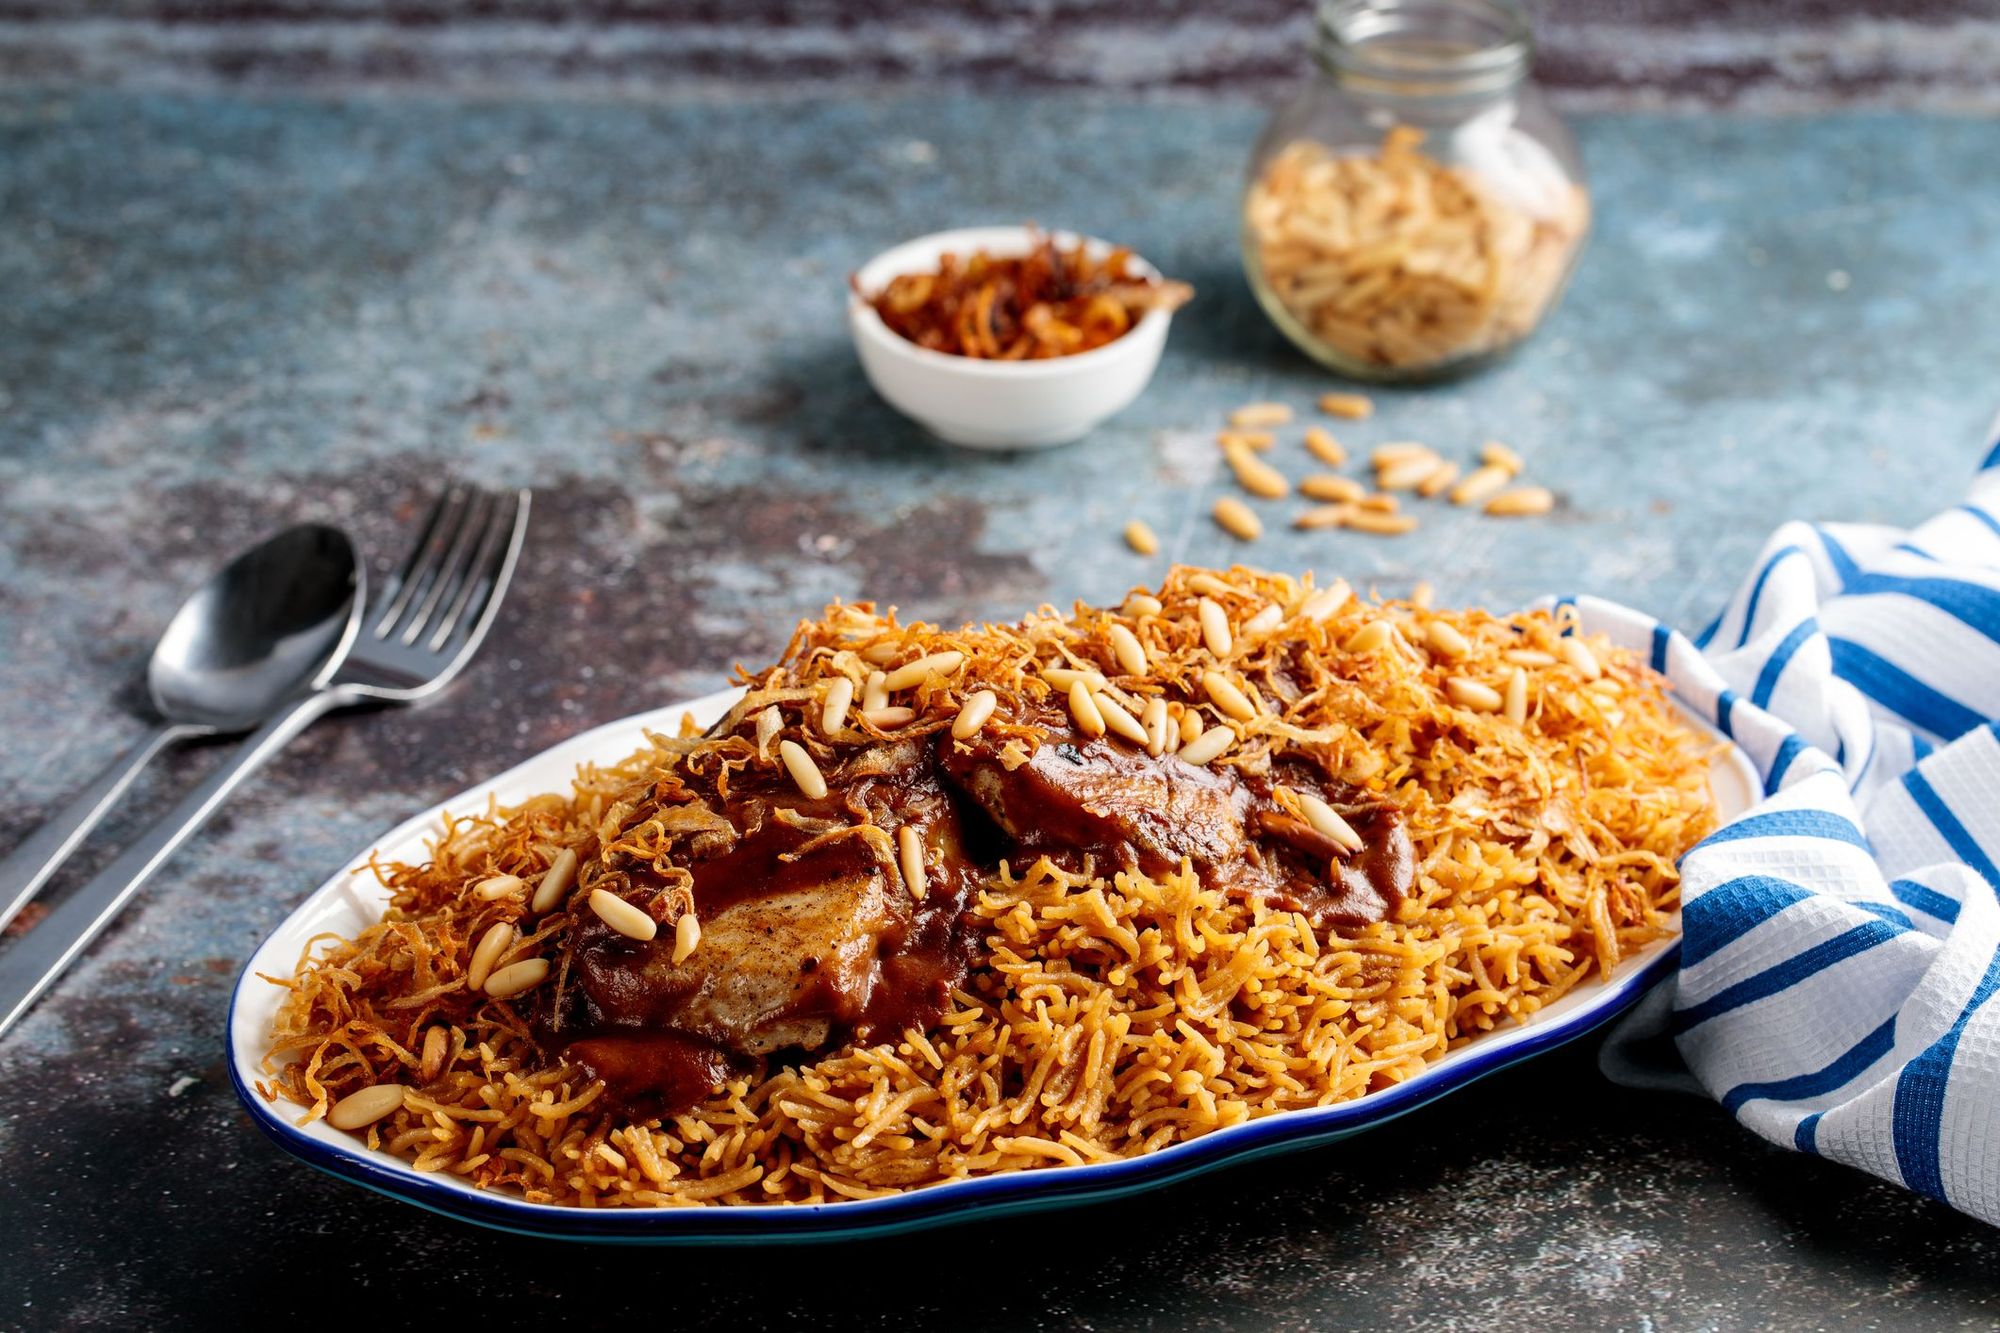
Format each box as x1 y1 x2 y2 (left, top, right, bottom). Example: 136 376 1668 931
1585 424 2000 1226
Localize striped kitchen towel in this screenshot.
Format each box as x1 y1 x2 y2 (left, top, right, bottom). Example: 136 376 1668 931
1588 422 2000 1226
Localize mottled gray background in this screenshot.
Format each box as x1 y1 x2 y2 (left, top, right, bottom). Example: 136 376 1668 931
2 0 2000 109
3 4 2000 1332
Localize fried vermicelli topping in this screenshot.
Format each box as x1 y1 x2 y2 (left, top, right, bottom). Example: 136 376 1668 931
262 567 1715 1207
865 232 1194 360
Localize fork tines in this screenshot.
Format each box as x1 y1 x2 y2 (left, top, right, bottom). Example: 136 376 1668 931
371 485 530 655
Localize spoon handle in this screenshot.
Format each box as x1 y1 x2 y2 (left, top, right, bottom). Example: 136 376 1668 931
0 691 345 1041
0 722 207 937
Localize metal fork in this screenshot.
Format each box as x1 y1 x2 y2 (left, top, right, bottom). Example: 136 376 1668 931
0 485 531 1040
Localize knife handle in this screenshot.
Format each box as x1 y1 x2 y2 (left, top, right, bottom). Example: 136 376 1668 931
0 690 344 1041
0 722 208 937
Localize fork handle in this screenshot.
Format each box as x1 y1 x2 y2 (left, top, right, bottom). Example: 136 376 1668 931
0 722 208 938
0 690 347 1041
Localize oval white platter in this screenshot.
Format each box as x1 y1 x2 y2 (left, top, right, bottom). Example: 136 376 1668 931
229 686 1761 1245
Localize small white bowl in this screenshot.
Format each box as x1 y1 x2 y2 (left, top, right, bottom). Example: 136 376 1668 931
848 226 1176 450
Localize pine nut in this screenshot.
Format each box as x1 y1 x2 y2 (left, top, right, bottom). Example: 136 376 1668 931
951 689 997 740
1376 455 1440 491
1188 573 1237 599
883 651 965 692
1124 520 1160 555
897 825 927 900
589 888 658 942
1416 461 1461 497
1124 594 1163 618
1504 649 1557 667
673 910 701 964
1294 789 1365 852
1561 637 1602 679
1481 440 1525 475
1230 401 1293 428
420 1025 449 1083
1244 604 1283 637
1107 623 1149 676
1212 497 1263 541
1094 691 1151 746
1424 621 1470 659
1179 725 1237 767
1043 666 1108 693
328 1083 406 1131
1303 426 1348 465
473 874 524 901
1301 581 1351 621
1486 486 1555 517
1344 509 1419 535
468 922 514 992
1504 666 1529 725
1178 707 1203 746
1142 697 1170 757
1226 442 1290 499
1411 581 1434 609
779 738 828 799
1318 392 1374 420
483 957 550 1000
1198 598 1233 657
1343 621 1394 653
1446 677 1503 712
531 848 578 913
1068 680 1106 738
861 706 916 729
1300 473 1366 503
861 641 902 665
1292 503 1353 531
820 676 854 735
862 669 889 711
1217 429 1276 451
1450 464 1510 507
1371 442 1435 467
1202 670 1257 722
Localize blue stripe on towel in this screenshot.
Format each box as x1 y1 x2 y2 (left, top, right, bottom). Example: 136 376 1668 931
1715 689 1738 738
1722 1015 1897 1115
1959 503 2000 541
1751 619 1816 708
1795 1112 1824 1154
1893 945 2000 1203
1672 921 1903 1035
1819 529 1862 587
1651 622 1672 673
1737 545 1808 649
1903 770 2000 890
1889 878 1962 925
1842 572 2000 642
1768 733 1808 793
1828 638 1984 741
1856 902 1916 930
1682 875 1813 969
1697 808 1872 853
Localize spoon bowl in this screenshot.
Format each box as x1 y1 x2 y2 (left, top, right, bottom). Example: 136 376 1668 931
149 524 364 730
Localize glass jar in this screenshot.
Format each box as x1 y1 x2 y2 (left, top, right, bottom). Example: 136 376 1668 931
1241 0 1589 381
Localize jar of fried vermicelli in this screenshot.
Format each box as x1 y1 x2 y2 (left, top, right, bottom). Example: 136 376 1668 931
1242 0 1589 381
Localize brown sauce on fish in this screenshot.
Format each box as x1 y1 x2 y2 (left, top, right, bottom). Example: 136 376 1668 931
552 714 1413 1119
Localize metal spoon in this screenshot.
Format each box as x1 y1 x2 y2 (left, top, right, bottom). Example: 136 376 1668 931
0 525 363 935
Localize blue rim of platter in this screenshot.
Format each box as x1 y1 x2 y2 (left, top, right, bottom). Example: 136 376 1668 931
227 940 1676 1245
227 665 1761 1246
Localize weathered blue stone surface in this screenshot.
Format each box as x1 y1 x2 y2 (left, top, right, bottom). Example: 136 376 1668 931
2 92 1997 1329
